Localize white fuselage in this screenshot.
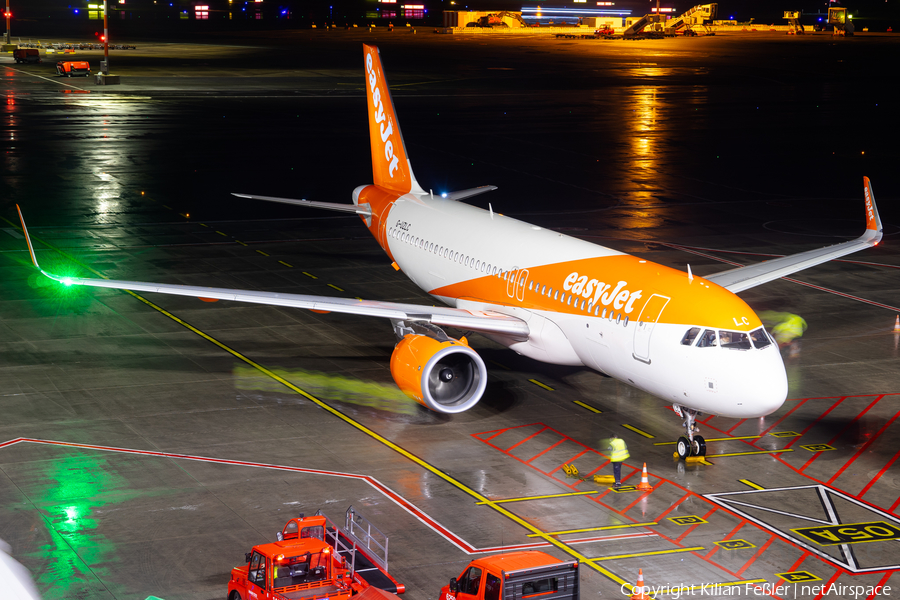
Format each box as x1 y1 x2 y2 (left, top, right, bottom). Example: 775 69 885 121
377 192 787 419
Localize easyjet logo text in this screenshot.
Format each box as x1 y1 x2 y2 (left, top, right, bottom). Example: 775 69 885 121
563 272 642 313
864 185 875 227
365 52 400 178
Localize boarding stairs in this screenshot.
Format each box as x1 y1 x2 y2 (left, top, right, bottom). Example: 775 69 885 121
665 3 717 34
784 11 805 34
624 14 663 37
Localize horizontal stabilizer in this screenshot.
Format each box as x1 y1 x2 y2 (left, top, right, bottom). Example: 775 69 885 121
232 193 372 216
440 185 498 202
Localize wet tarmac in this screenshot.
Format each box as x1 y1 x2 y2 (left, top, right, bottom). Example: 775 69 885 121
1 30 899 600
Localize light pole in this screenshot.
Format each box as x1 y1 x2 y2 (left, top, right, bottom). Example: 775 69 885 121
103 0 109 74
5 0 10 45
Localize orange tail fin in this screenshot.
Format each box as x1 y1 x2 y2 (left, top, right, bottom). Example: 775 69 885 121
362 44 424 196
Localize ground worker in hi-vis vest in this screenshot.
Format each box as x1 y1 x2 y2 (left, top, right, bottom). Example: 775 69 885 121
607 434 630 488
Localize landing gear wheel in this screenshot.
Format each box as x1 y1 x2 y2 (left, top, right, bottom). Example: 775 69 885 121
692 435 706 457
676 436 691 459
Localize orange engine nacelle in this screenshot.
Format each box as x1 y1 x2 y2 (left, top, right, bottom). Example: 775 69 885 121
390 334 487 414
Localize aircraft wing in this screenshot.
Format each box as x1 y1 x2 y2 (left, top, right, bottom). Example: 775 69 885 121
232 185 498 212
16 206 528 339
705 177 884 294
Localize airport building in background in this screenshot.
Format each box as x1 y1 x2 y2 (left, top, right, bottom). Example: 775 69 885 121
5 0 896 32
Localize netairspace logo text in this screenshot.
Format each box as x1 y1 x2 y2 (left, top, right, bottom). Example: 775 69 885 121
620 582 892 599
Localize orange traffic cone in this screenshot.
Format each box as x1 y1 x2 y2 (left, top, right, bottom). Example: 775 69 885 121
630 568 649 600
636 463 653 491
894 315 900 333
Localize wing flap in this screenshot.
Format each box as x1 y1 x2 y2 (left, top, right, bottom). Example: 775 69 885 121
706 177 884 293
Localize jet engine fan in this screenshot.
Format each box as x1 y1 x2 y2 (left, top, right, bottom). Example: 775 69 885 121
390 334 487 413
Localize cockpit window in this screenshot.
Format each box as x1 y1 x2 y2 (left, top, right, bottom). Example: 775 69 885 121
681 327 701 346
696 329 718 348
750 327 773 349
719 330 751 350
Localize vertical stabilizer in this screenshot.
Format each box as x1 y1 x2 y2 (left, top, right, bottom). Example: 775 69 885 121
362 44 425 195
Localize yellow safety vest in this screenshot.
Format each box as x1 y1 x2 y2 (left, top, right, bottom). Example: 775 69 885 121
609 438 630 462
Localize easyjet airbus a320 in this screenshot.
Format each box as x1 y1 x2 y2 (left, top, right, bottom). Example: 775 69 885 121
18 45 884 458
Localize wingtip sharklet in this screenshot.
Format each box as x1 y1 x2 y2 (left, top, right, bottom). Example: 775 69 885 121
863 176 883 243
15 204 41 271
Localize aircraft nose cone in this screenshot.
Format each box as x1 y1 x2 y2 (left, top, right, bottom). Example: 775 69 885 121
755 357 788 415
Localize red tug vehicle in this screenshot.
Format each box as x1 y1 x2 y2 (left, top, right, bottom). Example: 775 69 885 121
56 61 91 77
228 507 404 600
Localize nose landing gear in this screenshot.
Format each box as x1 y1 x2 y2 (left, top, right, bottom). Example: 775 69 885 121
673 404 706 460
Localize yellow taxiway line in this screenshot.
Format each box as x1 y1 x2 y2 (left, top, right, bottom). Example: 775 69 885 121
476 491 598 505
739 479 766 490
622 424 655 438
590 546 705 561
529 379 555 391
528 522 658 537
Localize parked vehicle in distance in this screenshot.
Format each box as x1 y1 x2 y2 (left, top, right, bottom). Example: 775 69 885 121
14 49 41 64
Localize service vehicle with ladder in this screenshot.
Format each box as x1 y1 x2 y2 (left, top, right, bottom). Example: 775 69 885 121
440 552 579 600
228 507 404 600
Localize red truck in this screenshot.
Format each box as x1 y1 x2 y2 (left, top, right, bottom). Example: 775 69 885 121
228 507 404 600
440 552 579 600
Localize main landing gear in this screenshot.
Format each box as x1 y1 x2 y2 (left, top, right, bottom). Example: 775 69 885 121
673 404 706 460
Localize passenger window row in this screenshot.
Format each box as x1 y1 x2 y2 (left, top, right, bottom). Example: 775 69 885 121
387 229 626 326
388 228 504 277
529 279 629 326
680 326 773 350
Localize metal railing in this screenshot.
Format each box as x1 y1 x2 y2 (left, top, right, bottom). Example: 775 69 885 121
344 505 389 572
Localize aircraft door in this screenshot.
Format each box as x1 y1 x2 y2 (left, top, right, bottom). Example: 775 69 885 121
632 294 670 364
505 268 529 302
506 268 518 298
516 269 529 302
